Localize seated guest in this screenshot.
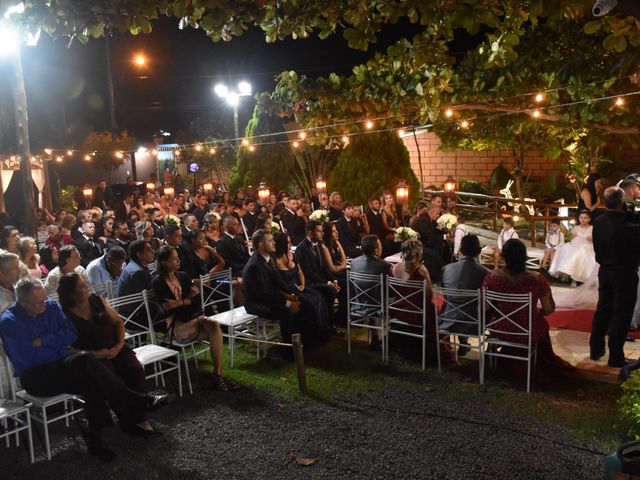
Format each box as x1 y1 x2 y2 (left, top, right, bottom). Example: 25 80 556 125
412 202 445 283
45 245 91 296
241 198 258 237
315 192 330 212
18 236 47 280
274 232 330 344
38 245 58 273
255 212 274 233
162 223 189 269
328 191 343 222
183 228 225 279
45 224 72 252
203 213 222 248
0 225 20 254
389 240 454 362
106 220 131 255
58 273 159 434
281 196 306 245
243 229 301 342
135 220 161 251
181 214 198 239
350 234 390 277
0 252 20 314
0 277 166 462
217 216 250 278
483 239 574 378
336 202 362 258
440 235 489 355
152 245 238 391
117 240 155 297
74 221 103 268
86 246 127 291
114 192 134 221
98 216 114 246
321 222 348 281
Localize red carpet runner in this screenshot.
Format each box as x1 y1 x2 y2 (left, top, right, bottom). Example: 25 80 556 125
547 309 640 339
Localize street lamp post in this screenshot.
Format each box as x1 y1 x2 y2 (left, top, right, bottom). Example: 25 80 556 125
214 81 252 142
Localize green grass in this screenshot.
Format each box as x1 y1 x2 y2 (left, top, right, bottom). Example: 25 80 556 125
196 330 624 451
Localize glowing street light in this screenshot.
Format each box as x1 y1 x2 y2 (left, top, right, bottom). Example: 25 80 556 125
257 182 270 204
214 81 253 141
134 54 146 66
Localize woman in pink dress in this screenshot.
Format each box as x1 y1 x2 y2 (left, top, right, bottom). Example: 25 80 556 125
482 239 574 379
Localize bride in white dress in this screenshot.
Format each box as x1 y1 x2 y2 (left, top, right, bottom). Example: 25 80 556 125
548 211 596 285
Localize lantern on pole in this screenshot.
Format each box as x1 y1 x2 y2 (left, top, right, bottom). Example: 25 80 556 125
395 179 410 205
146 181 156 192
315 176 327 194
163 183 175 198
82 185 93 200
202 179 214 195
444 176 458 195
257 182 270 205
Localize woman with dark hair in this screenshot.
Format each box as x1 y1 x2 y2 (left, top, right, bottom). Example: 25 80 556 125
38 245 58 272
0 225 20 253
273 232 329 344
321 222 348 279
578 173 604 217
185 228 225 277
134 220 161 251
482 239 574 378
44 245 91 295
58 273 159 434
151 245 238 391
255 213 274 233
99 216 115 246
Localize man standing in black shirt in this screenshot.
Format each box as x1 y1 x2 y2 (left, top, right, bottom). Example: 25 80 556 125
590 187 640 368
365 196 385 241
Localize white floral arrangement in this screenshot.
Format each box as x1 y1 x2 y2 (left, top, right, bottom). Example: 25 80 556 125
271 223 281 234
436 213 458 231
165 214 180 226
394 227 420 243
309 209 329 223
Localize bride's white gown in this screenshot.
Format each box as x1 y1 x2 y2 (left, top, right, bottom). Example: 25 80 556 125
551 263 599 310
548 225 596 283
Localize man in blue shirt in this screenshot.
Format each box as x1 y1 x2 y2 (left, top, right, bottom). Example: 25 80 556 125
86 245 127 295
0 277 165 462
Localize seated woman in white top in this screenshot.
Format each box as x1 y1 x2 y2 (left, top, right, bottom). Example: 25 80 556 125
548 210 596 287
44 245 91 295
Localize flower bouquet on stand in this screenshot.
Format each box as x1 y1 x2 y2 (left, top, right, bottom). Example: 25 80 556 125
436 213 458 262
394 226 420 243
165 214 181 227
271 222 281 235
309 209 330 224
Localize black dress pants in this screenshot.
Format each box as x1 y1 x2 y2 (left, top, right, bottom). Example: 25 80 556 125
20 352 148 434
590 267 639 366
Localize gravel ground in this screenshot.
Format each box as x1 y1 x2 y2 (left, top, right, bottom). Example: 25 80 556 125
0 371 605 480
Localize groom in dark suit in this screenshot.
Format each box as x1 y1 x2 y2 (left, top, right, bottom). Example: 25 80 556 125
243 229 301 342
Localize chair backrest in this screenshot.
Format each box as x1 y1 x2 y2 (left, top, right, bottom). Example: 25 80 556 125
0 342 18 401
387 276 428 326
347 271 386 314
482 288 533 341
200 269 233 315
436 286 482 336
89 280 114 299
108 291 156 343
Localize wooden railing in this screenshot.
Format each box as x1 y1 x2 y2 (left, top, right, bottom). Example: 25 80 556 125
423 190 578 247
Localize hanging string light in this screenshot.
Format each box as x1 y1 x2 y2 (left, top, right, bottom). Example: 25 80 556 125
195 144 203 152
298 131 306 140
44 148 52 155
209 147 216 154
531 110 541 118
248 145 256 152
242 139 250 146
615 97 625 106
534 93 545 103
460 120 469 129
365 120 374 129
84 154 91 161
292 141 299 148
55 156 62 162
445 109 454 118
66 150 73 156
341 135 349 143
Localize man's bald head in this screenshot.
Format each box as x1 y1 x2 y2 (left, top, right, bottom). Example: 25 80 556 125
603 186 624 210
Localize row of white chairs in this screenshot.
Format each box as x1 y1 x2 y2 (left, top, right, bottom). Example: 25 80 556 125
346 271 537 392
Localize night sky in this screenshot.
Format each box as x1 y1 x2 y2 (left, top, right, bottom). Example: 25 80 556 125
1 16 427 151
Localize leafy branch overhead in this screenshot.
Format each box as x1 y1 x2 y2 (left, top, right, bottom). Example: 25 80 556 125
9 1 640 140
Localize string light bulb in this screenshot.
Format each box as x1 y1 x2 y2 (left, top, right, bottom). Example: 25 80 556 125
398 129 404 137
292 141 299 148
615 97 625 107
195 144 203 152
84 154 91 161
115 151 124 159
242 139 250 146
66 150 73 156
460 120 469 129
534 93 544 103
150 149 157 156
532 109 541 119
44 148 52 155
445 109 454 118
248 145 256 152
298 131 306 140
134 54 145 66
365 120 374 129
56 156 63 162
209 148 216 154
341 135 349 143
174 150 181 156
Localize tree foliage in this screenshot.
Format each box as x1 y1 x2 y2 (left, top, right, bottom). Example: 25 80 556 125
78 130 136 171
329 131 419 206
229 97 295 193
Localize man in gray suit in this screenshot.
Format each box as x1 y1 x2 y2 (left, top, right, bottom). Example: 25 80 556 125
440 235 489 356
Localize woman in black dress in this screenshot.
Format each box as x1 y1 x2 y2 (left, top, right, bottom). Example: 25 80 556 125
58 273 159 434
273 232 329 344
152 245 238 391
578 173 604 221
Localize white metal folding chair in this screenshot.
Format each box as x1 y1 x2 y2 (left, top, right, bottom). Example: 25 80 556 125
89 280 114 299
386 276 429 370
435 287 483 380
0 344 82 461
200 269 257 367
0 347 34 463
480 288 536 392
347 271 387 361
108 291 183 397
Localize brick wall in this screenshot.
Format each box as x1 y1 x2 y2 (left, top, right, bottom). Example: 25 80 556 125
402 130 640 188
